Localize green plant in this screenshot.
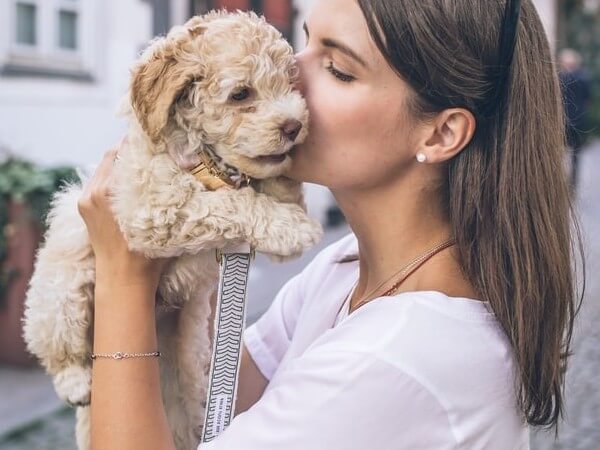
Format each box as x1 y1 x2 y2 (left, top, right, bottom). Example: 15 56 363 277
0 156 78 306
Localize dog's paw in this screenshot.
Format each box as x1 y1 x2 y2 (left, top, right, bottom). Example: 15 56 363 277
266 253 301 263
297 216 324 249
253 206 323 256
53 365 92 407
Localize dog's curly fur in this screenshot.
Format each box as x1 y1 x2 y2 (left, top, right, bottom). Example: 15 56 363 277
23 10 322 450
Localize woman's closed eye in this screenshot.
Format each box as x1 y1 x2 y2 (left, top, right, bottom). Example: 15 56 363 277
326 62 355 83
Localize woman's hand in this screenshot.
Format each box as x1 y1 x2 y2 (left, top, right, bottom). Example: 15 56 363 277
77 139 169 290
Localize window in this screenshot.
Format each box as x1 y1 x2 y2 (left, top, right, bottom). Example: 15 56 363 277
2 0 92 80
56 1 79 50
15 2 37 45
57 10 77 49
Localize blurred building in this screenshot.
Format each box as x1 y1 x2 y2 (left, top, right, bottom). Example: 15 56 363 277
189 0 294 40
534 0 559 51
0 0 558 223
0 0 152 167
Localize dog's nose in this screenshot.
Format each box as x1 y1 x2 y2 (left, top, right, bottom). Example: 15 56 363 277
280 119 302 142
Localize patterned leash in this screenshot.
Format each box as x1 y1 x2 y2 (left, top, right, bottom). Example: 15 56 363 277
200 242 254 444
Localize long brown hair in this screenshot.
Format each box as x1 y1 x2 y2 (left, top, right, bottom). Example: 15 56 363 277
356 0 585 431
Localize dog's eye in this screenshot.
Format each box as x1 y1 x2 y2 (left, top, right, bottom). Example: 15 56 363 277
230 88 251 102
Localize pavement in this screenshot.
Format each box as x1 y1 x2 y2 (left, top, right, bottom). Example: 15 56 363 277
0 365 72 447
1 140 599 449
530 141 600 449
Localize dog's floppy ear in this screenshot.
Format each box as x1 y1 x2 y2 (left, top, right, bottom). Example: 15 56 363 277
130 24 207 144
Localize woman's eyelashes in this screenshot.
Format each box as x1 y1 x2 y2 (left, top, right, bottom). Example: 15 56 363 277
326 62 355 83
301 28 354 83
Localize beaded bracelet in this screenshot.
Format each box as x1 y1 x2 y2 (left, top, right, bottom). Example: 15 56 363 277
90 351 161 360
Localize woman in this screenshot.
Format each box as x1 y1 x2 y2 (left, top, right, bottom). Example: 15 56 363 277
80 0 583 448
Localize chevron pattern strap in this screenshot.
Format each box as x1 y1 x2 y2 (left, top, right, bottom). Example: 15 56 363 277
201 250 251 443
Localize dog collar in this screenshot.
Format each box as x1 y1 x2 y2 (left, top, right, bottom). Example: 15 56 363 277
189 150 251 191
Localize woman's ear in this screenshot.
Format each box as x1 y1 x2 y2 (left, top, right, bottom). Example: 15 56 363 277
129 24 206 144
419 108 476 163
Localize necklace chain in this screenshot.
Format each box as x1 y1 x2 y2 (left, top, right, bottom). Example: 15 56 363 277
345 237 456 316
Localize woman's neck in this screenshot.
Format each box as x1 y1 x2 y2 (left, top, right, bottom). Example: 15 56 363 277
331 177 455 303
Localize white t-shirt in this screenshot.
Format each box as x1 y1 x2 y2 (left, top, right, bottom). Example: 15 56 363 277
199 232 530 449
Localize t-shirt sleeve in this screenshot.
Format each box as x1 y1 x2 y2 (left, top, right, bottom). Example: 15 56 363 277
241 233 356 381
198 347 458 449
242 270 305 380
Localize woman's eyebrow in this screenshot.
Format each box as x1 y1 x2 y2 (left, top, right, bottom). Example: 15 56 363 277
302 21 369 69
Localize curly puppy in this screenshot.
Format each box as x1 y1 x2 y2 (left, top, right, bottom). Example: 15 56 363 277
23 10 322 450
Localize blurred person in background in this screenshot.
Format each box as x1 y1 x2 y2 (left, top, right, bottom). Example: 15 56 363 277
559 48 592 193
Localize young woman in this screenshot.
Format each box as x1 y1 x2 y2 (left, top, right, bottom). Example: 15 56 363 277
79 0 583 448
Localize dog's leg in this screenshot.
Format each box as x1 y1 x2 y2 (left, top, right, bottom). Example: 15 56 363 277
243 187 323 256
255 176 306 209
173 285 214 449
75 406 91 450
254 177 314 262
124 185 322 259
156 307 192 450
23 185 96 407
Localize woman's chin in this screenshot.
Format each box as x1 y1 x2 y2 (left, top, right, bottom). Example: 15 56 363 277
282 159 301 181
285 144 319 184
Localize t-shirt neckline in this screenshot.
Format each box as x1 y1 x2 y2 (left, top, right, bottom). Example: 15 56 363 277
333 266 495 327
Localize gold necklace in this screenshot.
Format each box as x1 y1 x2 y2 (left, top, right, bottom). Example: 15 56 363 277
344 237 456 316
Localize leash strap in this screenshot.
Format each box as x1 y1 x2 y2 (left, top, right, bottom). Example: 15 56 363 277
200 242 253 443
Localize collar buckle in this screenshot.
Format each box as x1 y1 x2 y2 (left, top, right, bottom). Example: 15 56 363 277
189 150 251 191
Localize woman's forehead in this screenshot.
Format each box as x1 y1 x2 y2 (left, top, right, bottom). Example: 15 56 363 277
306 0 381 70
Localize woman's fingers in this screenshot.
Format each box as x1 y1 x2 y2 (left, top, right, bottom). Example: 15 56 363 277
76 137 172 281
78 143 122 219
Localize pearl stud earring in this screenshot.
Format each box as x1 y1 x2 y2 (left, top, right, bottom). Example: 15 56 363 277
416 152 427 163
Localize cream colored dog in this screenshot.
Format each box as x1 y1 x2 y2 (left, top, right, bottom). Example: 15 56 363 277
23 10 322 450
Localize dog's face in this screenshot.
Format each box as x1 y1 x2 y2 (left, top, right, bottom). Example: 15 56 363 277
130 10 308 179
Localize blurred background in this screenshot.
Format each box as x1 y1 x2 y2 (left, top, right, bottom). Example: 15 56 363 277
0 0 598 448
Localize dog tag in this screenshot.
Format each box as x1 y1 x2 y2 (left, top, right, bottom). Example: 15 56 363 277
200 242 252 443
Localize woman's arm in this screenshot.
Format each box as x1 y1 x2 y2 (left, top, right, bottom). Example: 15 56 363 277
234 344 269 416
78 145 176 449
91 275 175 450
